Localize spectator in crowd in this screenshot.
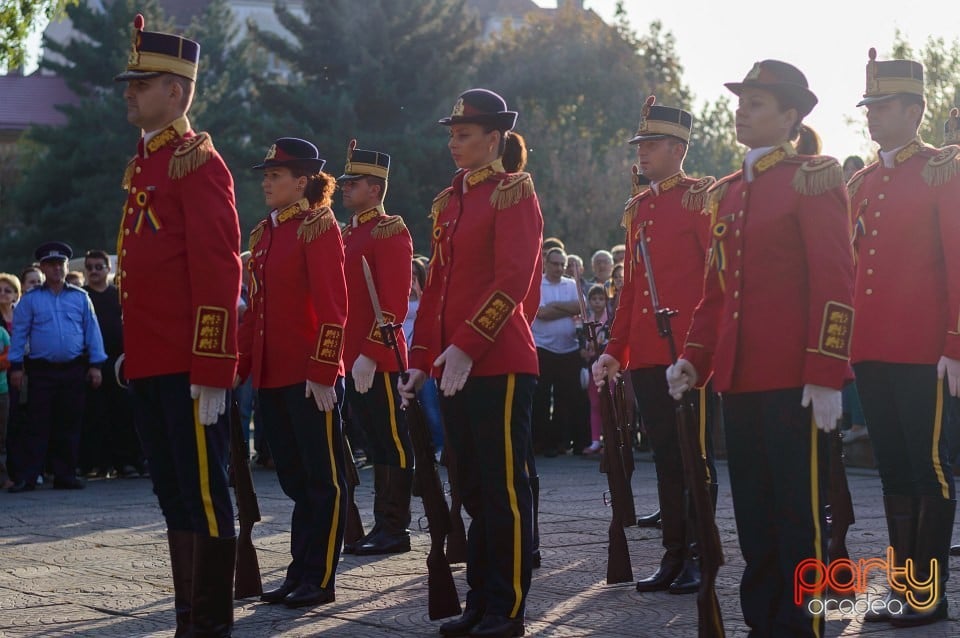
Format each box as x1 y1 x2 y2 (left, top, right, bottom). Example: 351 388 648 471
7 242 106 492
579 284 611 455
80 250 143 478
565 254 587 294
19 266 43 292
404 257 444 455
0 319 10 488
842 154 865 182
235 250 265 460
541 236 565 266
532 247 586 457
66 271 85 287
0 273 22 488
588 249 615 287
609 263 625 315
610 243 626 266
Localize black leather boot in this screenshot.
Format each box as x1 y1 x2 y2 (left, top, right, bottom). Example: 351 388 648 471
355 466 412 555
345 464 386 554
864 495 916 622
890 497 954 627
439 606 485 637
260 579 299 604
636 508 661 528
636 482 684 592
167 530 194 637
951 545 960 556
191 536 235 637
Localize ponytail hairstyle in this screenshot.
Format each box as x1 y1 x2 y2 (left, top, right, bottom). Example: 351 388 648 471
501 131 528 172
793 124 822 155
290 163 337 209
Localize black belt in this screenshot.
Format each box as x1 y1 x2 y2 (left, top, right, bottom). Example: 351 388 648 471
25 356 86 370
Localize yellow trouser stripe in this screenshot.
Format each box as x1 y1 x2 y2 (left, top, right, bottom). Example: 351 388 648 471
384 372 407 468
503 374 523 618
193 401 219 537
698 386 711 483
932 381 949 499
321 409 342 588
809 415 823 638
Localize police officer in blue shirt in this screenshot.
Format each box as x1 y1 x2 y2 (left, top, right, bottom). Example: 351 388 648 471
7 241 107 492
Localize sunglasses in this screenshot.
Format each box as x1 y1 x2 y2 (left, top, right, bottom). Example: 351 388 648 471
85 264 107 271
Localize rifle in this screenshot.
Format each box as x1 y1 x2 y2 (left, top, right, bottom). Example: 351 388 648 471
577 276 635 585
441 439 468 565
342 436 366 546
229 400 263 599
827 429 855 588
362 257 461 620
637 224 724 637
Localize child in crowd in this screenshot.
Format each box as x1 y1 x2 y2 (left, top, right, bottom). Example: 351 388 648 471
579 284 612 455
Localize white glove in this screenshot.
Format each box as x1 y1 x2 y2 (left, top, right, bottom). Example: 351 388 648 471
351 354 377 394
434 345 473 397
592 353 621 388
306 379 337 413
190 384 226 426
801 384 842 432
937 356 960 397
666 358 698 400
397 369 427 408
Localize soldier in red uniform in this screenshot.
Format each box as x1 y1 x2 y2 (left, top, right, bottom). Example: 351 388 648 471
114 15 241 637
847 51 960 627
593 96 717 595
666 61 854 637
338 141 415 556
398 89 543 638
238 138 348 609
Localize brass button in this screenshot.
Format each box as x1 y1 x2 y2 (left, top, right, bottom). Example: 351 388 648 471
122 291 128 299
739 210 744 218
121 249 127 256
869 248 876 255
124 228 130 236
871 230 878 236
733 311 739 319
874 211 881 218
867 268 874 275
649 203 655 209
733 291 740 299
135 166 141 174
734 270 740 278
878 193 885 200
646 236 652 243
643 290 649 296
736 249 742 256
866 289 873 295
130 186 136 193
127 207 134 215
121 270 127 278
882 175 890 182
735 229 741 237
642 308 649 314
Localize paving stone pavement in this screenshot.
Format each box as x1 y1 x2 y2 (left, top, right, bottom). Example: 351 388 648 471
1 453 958 637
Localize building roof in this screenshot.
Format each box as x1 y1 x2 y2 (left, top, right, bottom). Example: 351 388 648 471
0 73 79 131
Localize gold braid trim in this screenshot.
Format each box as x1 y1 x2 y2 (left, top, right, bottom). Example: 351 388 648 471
121 158 135 191
621 192 646 229
921 146 960 187
705 178 731 219
682 176 716 212
791 157 843 196
248 220 266 252
371 214 407 239
490 173 534 210
297 206 336 244
430 187 452 222
169 132 215 180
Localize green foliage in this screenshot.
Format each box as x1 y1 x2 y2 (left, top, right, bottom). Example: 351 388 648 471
247 0 482 252
891 31 960 145
0 0 77 70
3 0 263 270
686 96 740 179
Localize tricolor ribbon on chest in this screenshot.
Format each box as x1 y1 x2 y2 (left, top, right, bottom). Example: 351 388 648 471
709 214 735 292
133 187 162 234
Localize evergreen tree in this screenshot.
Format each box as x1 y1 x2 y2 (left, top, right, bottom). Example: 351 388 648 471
891 32 960 145
686 95 740 180
249 0 481 251
0 0 78 70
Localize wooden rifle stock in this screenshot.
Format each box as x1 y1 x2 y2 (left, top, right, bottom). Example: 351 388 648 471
441 438 468 565
342 436 366 546
597 377 635 584
827 429 854 577
229 400 263 599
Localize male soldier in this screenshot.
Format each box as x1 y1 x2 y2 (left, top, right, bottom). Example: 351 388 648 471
114 15 242 637
848 50 960 627
593 96 717 594
7 242 107 493
339 141 415 555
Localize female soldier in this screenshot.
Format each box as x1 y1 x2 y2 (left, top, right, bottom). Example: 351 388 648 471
667 61 855 637
238 137 348 609
399 89 543 638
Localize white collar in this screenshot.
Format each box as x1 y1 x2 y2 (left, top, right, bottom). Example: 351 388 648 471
743 146 776 182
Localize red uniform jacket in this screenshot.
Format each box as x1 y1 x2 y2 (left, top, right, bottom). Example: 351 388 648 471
342 205 413 372
117 116 241 387
848 140 960 364
237 200 347 388
605 172 714 369
682 144 854 393
410 159 543 377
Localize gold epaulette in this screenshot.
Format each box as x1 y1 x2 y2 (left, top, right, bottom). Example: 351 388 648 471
430 187 453 222
121 157 135 191
846 162 879 200
297 206 336 243
790 156 843 196
621 190 649 228
169 132 215 180
705 172 738 220
681 176 716 212
371 214 408 239
248 220 266 252
921 145 960 187
490 172 534 210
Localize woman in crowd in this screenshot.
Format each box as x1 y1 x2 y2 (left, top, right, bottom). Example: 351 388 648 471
237 137 348 609
667 61 854 637
399 89 543 638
